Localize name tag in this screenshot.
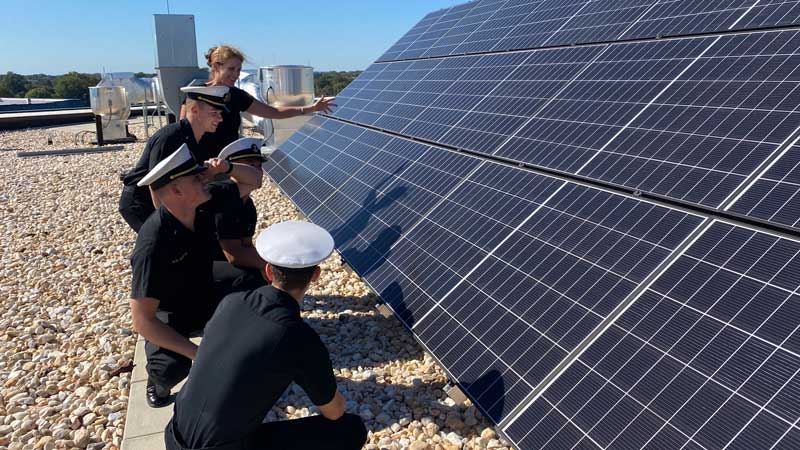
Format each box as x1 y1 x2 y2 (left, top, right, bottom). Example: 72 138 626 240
171 252 189 264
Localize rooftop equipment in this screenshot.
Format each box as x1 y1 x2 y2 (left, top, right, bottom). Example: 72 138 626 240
259 65 315 107
257 65 315 150
89 86 133 145
93 72 164 140
153 14 206 121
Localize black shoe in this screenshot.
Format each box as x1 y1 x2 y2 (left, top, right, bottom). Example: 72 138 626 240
146 381 173 408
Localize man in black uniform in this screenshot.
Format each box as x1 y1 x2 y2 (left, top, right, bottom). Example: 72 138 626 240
165 221 368 450
213 137 268 272
118 85 229 232
130 142 263 408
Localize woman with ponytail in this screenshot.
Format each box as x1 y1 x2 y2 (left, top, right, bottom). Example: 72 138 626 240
181 45 335 158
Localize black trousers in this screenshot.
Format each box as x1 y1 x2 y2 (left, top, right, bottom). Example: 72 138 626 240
165 414 367 450
119 185 155 233
145 262 267 393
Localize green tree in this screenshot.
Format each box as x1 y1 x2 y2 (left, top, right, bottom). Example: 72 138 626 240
54 72 99 104
134 72 157 78
0 72 29 97
314 71 361 97
25 86 54 98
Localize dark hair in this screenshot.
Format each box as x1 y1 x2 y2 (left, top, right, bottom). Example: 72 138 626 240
270 264 317 290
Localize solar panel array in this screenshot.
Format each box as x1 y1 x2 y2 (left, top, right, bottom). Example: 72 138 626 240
266 1 800 448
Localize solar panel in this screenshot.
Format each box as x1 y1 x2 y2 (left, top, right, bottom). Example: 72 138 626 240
268 116 709 423
504 221 800 450
405 180 703 421
334 29 800 224
377 0 800 62
266 1 800 448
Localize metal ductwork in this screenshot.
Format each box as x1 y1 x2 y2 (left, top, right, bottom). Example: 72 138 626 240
153 14 206 119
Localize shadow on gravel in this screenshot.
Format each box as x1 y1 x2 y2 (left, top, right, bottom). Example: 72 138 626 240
273 375 495 439
300 293 508 435
303 293 424 369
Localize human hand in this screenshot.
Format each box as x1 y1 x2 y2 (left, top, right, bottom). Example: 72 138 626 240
312 95 337 114
204 157 231 176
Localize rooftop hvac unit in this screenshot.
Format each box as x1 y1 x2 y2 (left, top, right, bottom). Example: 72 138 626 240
89 86 134 145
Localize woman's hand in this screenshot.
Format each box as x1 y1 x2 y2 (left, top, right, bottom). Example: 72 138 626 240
311 96 337 114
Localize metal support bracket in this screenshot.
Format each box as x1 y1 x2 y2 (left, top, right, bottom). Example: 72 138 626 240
444 383 468 405
376 303 394 318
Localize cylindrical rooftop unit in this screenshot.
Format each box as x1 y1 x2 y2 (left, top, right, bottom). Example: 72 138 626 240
96 73 153 105
89 86 130 120
89 86 131 143
258 66 315 108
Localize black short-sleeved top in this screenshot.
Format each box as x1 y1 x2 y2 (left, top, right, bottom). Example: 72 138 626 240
215 195 258 241
182 81 255 153
130 182 241 327
173 285 337 447
122 119 208 187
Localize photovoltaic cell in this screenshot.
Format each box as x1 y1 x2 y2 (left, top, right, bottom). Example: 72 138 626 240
268 117 706 426
729 142 800 230
737 0 800 29
577 30 800 209
505 221 800 450
366 162 564 326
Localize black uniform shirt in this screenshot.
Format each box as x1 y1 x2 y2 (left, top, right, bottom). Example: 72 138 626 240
181 81 255 153
198 180 243 261
122 119 207 187
215 194 258 240
173 285 337 447
130 183 241 329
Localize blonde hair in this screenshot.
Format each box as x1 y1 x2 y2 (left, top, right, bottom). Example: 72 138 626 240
205 45 246 74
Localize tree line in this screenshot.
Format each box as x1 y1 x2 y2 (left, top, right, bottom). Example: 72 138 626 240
314 71 361 97
0 72 101 104
0 70 362 105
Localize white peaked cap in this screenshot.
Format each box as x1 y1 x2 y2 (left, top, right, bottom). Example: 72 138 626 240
180 85 230 111
137 143 206 188
255 221 335 268
218 137 265 161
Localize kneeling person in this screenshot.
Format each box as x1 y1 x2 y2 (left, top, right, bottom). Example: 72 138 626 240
130 144 263 408
166 221 367 450
212 137 268 271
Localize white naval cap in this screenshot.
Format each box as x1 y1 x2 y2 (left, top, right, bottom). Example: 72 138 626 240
180 85 230 112
137 143 207 189
218 137 266 162
255 221 335 269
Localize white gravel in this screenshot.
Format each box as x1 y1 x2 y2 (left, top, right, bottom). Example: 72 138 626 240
0 123 508 450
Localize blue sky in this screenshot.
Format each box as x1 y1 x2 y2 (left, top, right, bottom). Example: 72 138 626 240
0 0 462 75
